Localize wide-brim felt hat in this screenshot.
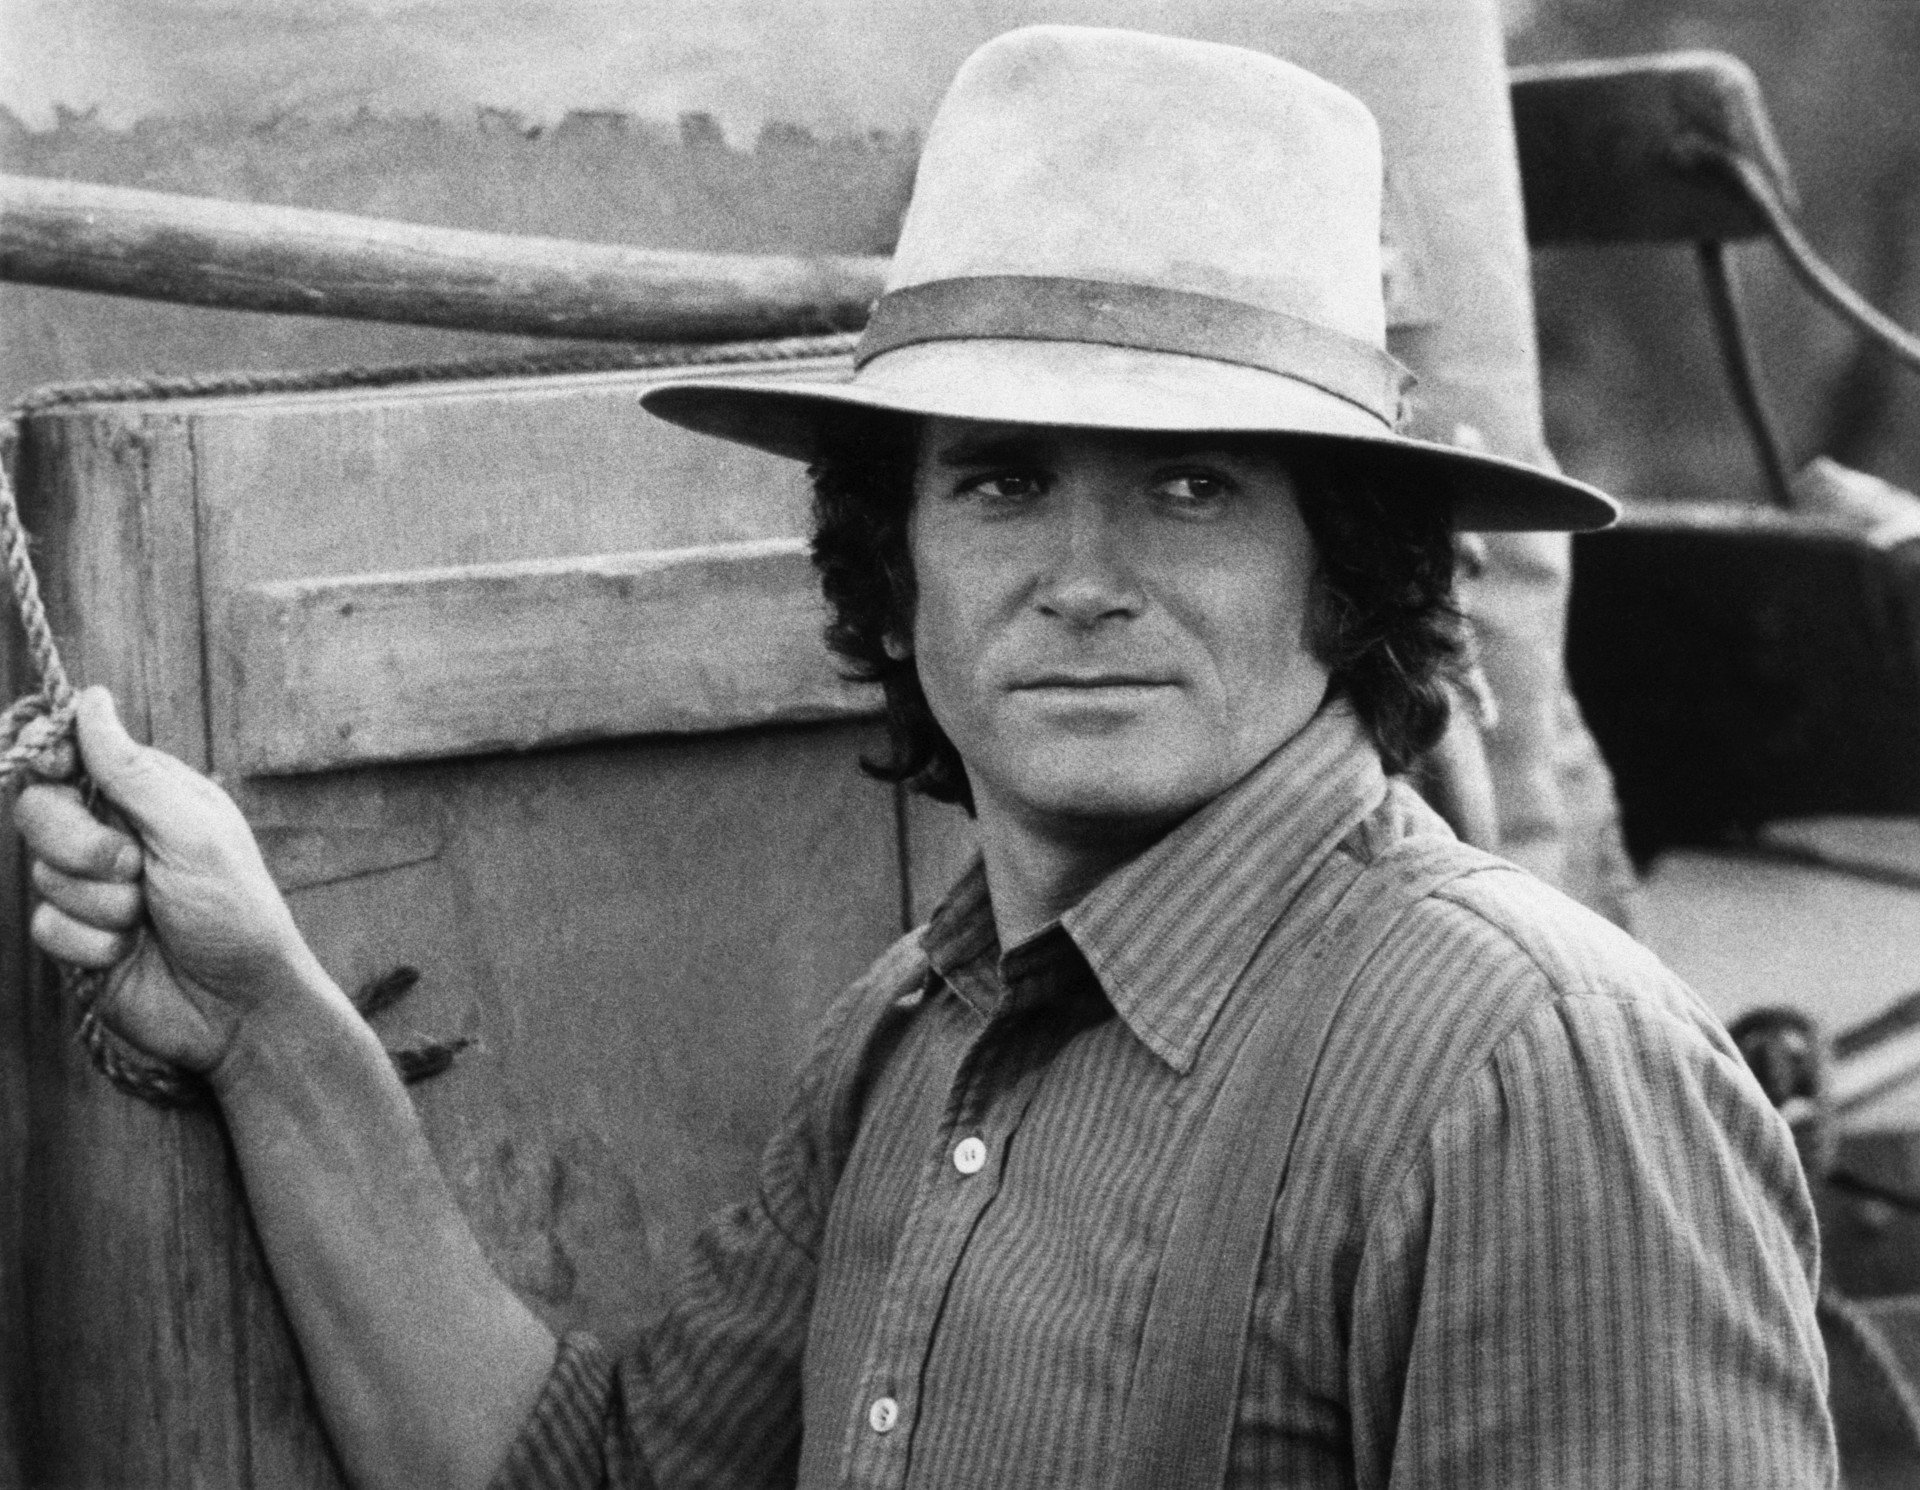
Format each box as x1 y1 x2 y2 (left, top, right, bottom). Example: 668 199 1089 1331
641 26 1617 533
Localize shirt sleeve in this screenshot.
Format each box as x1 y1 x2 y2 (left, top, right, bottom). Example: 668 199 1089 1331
1350 989 1838 1488
486 1153 822 1490
489 932 929 1490
489 1335 630 1490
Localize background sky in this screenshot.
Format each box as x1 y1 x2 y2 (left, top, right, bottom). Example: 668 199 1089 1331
0 0 1130 139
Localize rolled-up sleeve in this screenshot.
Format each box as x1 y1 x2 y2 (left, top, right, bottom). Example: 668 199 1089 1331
1354 991 1837 1487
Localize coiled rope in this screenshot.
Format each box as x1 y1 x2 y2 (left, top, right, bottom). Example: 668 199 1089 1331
1 332 861 1104
0 420 175 1098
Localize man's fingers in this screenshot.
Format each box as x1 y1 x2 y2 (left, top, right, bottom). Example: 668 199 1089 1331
29 901 137 969
71 687 207 836
30 859 145 931
13 784 144 881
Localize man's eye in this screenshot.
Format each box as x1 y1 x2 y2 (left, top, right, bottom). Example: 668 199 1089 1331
1153 473 1232 509
956 472 1045 503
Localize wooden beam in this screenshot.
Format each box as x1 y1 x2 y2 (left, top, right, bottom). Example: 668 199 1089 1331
0 172 889 341
217 537 878 776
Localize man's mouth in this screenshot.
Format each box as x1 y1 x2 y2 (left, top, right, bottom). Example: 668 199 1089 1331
1009 673 1177 690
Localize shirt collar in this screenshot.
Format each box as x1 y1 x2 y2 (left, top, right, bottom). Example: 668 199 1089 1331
918 700 1387 1069
922 858 1001 1016
1061 700 1387 1073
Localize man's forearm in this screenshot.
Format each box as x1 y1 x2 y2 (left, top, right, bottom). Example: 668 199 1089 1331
210 956 557 1490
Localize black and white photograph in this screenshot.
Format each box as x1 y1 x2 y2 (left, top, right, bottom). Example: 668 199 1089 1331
2 1 1917 1485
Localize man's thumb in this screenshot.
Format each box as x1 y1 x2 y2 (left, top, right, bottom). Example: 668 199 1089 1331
73 687 175 831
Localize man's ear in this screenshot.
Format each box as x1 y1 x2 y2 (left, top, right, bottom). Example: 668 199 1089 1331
882 632 913 662
1300 565 1345 668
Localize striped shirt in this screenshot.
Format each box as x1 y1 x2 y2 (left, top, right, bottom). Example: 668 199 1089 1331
493 702 1836 1488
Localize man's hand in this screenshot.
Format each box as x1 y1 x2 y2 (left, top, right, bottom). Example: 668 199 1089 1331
13 686 332 1077
16 686 557 1490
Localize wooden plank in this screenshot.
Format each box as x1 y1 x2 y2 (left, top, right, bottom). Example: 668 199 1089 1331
19 372 915 1486
0 575 26 1490
12 409 250 1486
187 361 836 778
0 172 888 342
184 362 830 580
23 410 203 759
218 538 874 775
164 363 914 1480
129 411 216 769
228 720 906 1350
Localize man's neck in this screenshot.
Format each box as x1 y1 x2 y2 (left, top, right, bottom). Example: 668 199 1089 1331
971 792 1178 951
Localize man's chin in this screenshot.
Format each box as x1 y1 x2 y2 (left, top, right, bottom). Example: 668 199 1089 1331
992 752 1228 840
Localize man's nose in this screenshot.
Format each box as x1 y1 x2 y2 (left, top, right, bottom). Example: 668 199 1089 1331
1032 490 1144 627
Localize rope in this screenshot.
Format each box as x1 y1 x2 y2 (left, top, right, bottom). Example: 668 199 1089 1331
1 408 76 782
2 437 193 1100
0 445 75 785
7 330 861 419
2 437 205 1103
2 331 859 1104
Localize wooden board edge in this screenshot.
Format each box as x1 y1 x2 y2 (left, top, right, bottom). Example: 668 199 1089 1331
216 538 880 776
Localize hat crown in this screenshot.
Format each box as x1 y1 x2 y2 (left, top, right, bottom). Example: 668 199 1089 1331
888 26 1388 348
634 25 1621 534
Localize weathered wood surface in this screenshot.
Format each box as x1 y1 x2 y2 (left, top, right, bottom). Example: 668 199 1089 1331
0 172 889 341
222 539 873 776
0 566 33 1487
7 364 975 1487
191 356 859 773
11 401 253 1484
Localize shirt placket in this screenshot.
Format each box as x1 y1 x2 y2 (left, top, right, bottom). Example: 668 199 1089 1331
836 954 1080 1490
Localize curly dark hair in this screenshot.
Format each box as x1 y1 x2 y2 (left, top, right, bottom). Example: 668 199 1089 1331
808 413 1466 813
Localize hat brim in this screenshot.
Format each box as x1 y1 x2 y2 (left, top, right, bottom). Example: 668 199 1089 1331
639 341 1618 533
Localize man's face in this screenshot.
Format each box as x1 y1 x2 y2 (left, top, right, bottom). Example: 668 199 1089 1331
908 417 1330 840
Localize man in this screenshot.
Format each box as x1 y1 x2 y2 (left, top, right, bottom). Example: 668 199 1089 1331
16 25 1834 1490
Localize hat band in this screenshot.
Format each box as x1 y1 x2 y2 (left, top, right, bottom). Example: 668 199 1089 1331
855 275 1412 428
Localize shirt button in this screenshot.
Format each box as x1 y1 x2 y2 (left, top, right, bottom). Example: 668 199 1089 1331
952 1136 987 1175
868 1396 900 1434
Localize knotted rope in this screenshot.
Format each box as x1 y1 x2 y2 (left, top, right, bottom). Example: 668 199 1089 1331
2 332 862 1105
1 420 76 783
1 421 200 1102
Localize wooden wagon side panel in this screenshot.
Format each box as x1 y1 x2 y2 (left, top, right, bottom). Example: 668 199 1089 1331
10 367 974 1486
14 407 252 1487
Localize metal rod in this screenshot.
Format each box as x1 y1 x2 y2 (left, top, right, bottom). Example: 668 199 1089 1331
1722 151 1920 376
1836 986 1920 1061
0 172 890 343
1696 238 1796 509
1829 1028 1920 1116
